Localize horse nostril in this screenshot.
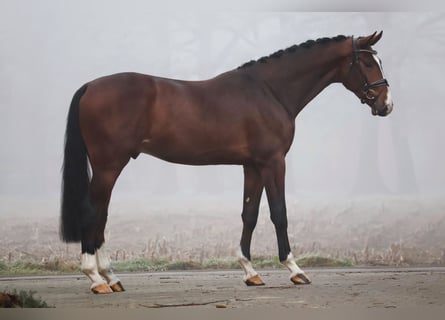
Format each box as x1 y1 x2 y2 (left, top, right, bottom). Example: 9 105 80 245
378 106 388 116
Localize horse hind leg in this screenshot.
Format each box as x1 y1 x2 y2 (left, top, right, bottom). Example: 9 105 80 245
95 197 125 291
81 161 128 294
81 252 112 294
96 245 125 292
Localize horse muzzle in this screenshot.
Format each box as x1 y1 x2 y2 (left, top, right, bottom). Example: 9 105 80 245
372 101 393 117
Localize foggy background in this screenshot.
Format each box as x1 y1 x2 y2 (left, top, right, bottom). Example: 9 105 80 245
0 3 444 264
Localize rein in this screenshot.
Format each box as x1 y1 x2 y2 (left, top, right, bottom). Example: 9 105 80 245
351 36 389 115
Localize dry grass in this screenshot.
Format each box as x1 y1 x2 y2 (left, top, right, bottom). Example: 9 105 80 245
0 255 354 275
1 196 444 272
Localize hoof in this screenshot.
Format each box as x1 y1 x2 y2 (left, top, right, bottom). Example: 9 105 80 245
244 274 265 286
91 283 113 294
291 273 312 285
110 281 125 292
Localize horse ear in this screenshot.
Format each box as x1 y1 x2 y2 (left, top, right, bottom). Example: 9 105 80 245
358 31 383 48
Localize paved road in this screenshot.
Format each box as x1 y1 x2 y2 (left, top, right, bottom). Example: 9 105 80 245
1 267 444 308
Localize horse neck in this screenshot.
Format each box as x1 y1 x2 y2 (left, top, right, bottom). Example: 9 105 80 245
253 43 349 119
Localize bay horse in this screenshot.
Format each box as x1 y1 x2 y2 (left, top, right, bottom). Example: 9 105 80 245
61 31 393 293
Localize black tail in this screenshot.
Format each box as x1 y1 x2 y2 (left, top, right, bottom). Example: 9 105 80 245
60 84 95 242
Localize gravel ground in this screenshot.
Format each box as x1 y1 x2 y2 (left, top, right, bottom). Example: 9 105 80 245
1 267 444 309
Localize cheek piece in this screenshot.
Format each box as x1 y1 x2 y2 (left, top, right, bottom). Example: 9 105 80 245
350 36 389 114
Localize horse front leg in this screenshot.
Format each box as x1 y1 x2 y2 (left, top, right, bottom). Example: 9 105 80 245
262 155 311 285
238 165 265 286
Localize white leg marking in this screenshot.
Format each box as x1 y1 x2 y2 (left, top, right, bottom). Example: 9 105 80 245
96 246 120 286
282 253 304 278
81 252 107 289
237 247 258 281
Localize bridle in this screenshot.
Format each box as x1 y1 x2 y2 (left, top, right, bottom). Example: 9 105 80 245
351 36 389 115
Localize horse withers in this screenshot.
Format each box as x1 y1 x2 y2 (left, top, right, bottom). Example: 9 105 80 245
61 31 392 293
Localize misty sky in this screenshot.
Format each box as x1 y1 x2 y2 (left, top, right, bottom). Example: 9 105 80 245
0 4 444 215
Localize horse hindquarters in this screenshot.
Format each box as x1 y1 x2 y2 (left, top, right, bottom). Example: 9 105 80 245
62 83 130 293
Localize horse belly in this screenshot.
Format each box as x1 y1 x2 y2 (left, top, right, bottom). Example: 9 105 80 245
139 134 250 166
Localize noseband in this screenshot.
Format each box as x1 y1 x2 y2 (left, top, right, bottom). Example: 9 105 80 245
351 36 389 114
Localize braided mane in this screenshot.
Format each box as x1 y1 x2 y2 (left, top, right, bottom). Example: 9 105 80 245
238 35 348 69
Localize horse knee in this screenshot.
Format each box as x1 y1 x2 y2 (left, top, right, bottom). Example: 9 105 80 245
241 211 258 230
270 207 288 229
271 217 288 230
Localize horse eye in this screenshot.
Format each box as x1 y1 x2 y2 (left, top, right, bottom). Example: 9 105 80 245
363 61 373 68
